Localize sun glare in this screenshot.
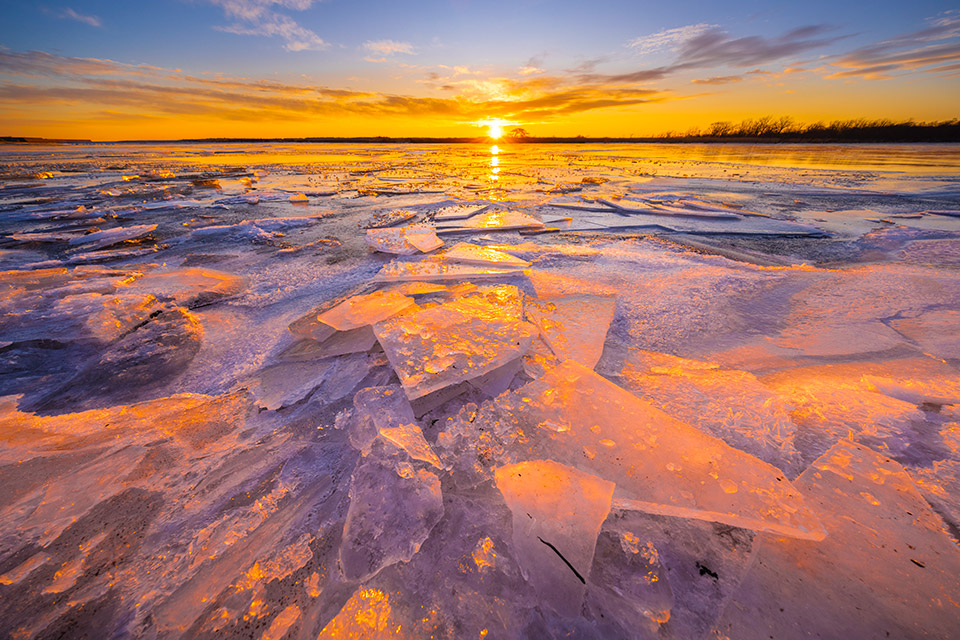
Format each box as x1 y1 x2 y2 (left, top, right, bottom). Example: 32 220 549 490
488 123 503 139
476 118 511 140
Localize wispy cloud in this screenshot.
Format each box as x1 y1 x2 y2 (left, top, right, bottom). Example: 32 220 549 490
48 7 102 28
363 40 415 56
208 0 327 51
628 24 716 56
0 49 675 126
825 12 960 78
692 75 743 85
673 25 845 68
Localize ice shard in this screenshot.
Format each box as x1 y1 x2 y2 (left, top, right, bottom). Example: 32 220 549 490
437 209 544 232
372 258 526 283
433 204 488 221
379 424 442 469
339 453 444 581
495 460 614 614
373 285 536 400
524 295 616 369
433 242 531 268
713 440 960 639
366 225 443 255
118 268 247 307
611 349 803 476
496 360 826 540
289 290 414 346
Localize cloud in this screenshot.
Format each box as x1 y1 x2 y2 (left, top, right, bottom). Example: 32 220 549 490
691 75 743 85
0 48 676 127
363 40 415 56
208 0 327 51
54 8 102 27
673 25 845 68
825 13 960 78
628 24 716 55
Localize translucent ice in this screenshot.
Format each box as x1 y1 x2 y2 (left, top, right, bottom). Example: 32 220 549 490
438 209 544 232
289 290 414 345
379 424 442 468
366 225 443 255
433 204 488 221
373 286 537 399
496 460 614 614
434 242 531 268
118 268 248 308
373 258 526 283
613 349 803 476
495 361 826 540
524 295 616 370
347 385 417 451
339 454 444 581
713 440 960 639
890 309 960 360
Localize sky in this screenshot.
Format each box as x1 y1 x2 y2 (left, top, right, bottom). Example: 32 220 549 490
1 0 958 140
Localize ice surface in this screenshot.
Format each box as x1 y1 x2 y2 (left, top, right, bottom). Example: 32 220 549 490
611 349 803 476
437 209 544 232
493 360 825 539
379 423 442 468
339 453 444 581
3 143 960 638
374 286 537 399
366 225 443 255
524 295 616 369
495 460 615 614
713 440 960 639
118 268 247 307
363 209 418 229
890 309 960 359
293 291 414 341
433 204 488 221
434 242 531 268
373 258 526 283
586 529 674 635
346 385 417 451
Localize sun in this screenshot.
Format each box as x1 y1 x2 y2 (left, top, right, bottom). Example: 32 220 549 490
475 118 511 140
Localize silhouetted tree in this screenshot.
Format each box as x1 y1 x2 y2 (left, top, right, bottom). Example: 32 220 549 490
507 127 530 140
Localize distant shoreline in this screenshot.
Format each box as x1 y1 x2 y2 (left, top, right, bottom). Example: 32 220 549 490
4 135 960 146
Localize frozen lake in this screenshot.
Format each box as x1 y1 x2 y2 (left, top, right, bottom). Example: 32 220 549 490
1 142 959 638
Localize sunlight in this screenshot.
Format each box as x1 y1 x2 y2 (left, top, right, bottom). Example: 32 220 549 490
475 119 512 140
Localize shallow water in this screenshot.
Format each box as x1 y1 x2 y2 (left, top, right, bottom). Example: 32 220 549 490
1 142 959 638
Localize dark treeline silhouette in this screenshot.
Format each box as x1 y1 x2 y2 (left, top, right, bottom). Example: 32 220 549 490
3 118 959 144
656 117 960 143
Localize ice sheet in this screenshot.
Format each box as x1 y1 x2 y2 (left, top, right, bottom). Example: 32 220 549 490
524 295 616 370
713 439 960 639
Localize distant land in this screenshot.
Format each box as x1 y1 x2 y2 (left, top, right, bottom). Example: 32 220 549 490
4 119 959 145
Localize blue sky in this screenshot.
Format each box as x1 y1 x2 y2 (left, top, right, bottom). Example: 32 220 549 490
1 1 958 138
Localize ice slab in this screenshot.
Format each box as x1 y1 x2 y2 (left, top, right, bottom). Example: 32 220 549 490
363 209 418 229
433 242 531 268
598 198 742 220
53 293 160 342
301 290 414 337
339 454 444 581
366 225 443 255
374 287 536 400
713 440 960 639
495 460 615 614
67 224 158 251
890 309 960 360
379 424 441 468
433 204 488 221
495 361 826 540
317 588 411 639
524 295 616 370
437 210 544 232
347 385 417 451
372 258 526 283
587 529 674 635
612 349 803 476
118 268 247 307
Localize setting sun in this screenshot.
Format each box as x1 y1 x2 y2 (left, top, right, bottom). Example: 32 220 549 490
488 123 503 139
